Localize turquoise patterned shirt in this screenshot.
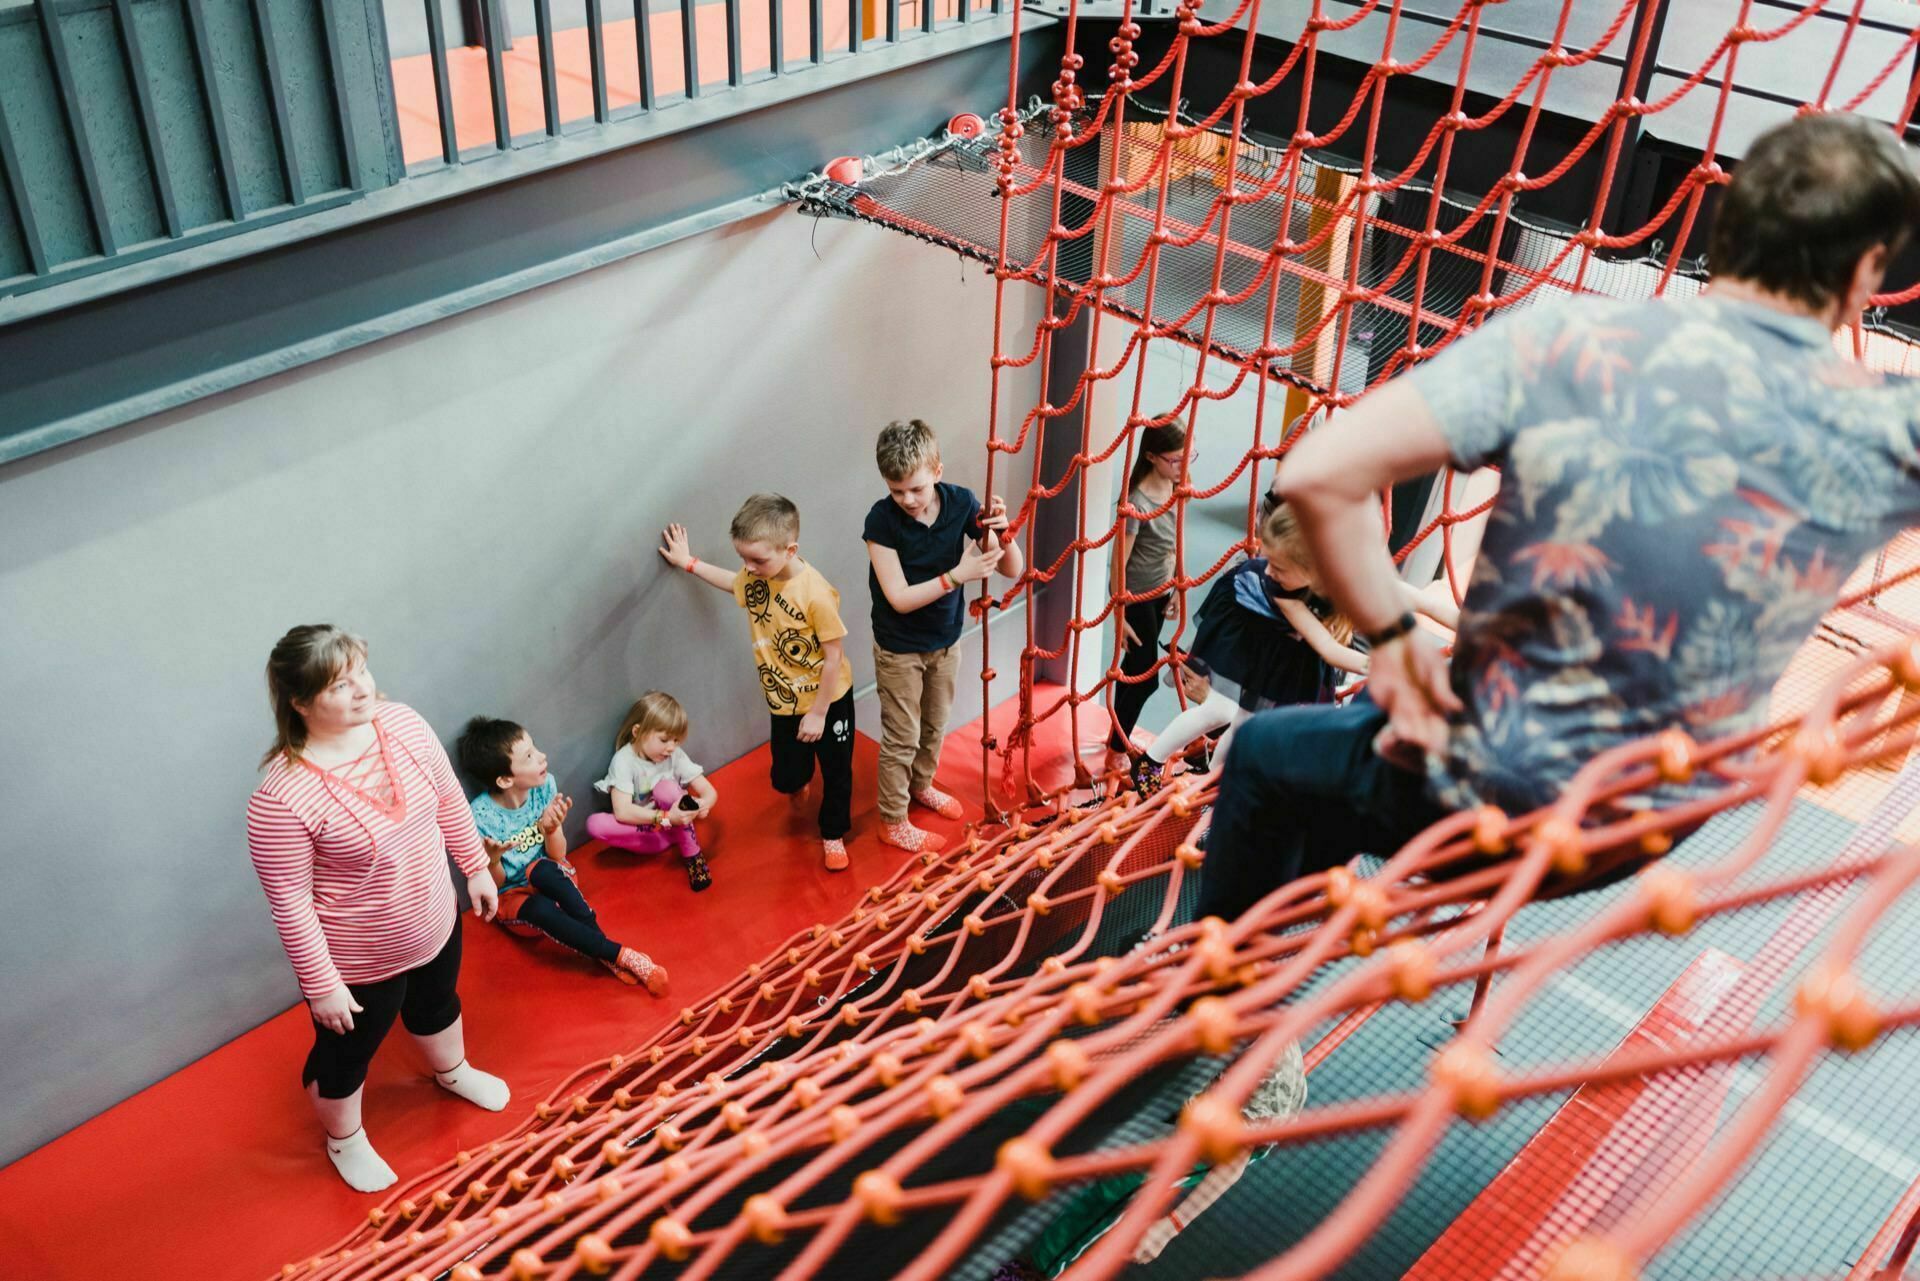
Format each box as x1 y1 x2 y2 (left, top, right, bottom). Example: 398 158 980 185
1408 294 1920 812
468 776 557 888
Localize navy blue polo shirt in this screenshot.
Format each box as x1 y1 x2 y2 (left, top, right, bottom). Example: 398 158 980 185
863 482 984 654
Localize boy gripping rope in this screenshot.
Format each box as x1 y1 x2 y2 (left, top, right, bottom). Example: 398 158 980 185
863 419 1022 852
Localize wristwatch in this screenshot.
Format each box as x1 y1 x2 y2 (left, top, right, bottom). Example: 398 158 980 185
1361 610 1418 648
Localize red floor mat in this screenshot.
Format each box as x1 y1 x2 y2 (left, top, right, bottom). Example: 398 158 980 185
0 691 1087 1281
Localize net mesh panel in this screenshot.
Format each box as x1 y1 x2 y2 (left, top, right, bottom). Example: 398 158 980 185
802 103 1646 405
282 2 1920 1279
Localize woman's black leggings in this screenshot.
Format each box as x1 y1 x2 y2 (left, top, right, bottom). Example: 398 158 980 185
1110 594 1169 751
514 859 622 964
303 914 463 1099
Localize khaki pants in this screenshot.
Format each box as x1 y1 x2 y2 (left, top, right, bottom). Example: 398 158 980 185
872 642 961 823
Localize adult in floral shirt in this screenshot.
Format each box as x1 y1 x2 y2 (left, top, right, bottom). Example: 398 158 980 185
1202 112 1920 922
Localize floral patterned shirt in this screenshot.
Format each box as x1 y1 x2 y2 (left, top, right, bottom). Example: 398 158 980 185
1409 294 1920 813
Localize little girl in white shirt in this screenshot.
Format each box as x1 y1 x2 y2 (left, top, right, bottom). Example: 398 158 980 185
587 691 720 891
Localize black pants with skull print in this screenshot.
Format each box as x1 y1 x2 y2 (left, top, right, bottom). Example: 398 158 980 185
769 689 856 840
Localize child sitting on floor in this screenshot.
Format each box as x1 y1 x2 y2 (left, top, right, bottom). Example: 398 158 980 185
1133 502 1453 794
586 691 719 892
456 717 668 994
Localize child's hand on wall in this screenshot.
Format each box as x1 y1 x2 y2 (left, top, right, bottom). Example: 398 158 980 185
659 523 695 570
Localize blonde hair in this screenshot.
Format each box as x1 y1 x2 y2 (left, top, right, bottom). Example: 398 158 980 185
876 419 942 482
261 624 369 767
730 493 800 547
614 691 690 751
1257 504 1355 646
1258 501 1310 567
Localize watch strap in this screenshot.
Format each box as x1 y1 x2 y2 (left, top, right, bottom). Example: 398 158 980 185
1362 610 1418 648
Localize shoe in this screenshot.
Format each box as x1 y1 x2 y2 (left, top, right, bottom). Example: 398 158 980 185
879 820 945 854
1132 756 1166 799
1244 1038 1307 1122
684 854 712 892
912 786 964 821
822 838 850 871
605 947 669 996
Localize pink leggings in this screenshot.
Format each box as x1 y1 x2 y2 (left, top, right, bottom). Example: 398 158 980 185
586 778 701 859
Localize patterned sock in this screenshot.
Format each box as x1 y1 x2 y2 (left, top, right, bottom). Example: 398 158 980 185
616 946 670 996
684 853 712 892
879 820 946 854
822 838 850 871
599 957 639 986
434 1059 510 1112
324 1127 396 1193
911 786 964 821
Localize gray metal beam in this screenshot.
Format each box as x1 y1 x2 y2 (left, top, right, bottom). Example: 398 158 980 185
0 16 1059 468
1032 299 1093 689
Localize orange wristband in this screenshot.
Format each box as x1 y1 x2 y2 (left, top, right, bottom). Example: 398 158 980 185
685 557 700 574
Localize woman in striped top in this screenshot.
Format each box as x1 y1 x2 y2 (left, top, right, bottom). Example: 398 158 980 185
247 625 509 1193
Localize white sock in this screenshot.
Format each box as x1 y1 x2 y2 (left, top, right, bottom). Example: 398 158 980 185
1147 690 1240 765
434 1059 510 1112
325 1127 397 1193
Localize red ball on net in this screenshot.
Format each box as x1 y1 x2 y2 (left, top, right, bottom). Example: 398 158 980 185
823 156 864 185
948 112 987 139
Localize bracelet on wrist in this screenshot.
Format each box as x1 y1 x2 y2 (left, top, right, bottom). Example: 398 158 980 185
939 571 955 592
1361 610 1418 648
685 556 700 574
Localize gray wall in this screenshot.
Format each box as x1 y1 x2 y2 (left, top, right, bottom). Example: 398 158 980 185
0 205 1045 1164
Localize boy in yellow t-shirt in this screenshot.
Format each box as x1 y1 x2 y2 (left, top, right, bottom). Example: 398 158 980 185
660 495 859 870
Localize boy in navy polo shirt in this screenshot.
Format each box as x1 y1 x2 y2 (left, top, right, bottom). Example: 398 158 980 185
864 420 1025 852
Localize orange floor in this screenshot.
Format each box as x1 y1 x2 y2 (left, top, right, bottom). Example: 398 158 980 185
0 690 1093 1281
388 0 996 165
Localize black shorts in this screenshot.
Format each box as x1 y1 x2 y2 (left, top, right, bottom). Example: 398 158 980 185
302 914 463 1098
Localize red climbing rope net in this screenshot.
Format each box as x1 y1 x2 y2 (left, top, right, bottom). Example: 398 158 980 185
284 2 1920 1279
961 0 1920 803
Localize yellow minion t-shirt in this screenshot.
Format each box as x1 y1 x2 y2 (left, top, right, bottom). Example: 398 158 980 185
732 561 855 715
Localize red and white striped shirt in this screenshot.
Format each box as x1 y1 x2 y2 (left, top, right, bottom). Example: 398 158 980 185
247 702 487 1001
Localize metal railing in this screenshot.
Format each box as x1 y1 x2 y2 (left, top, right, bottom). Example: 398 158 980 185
0 0 1013 301
388 0 1011 169
0 0 378 297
